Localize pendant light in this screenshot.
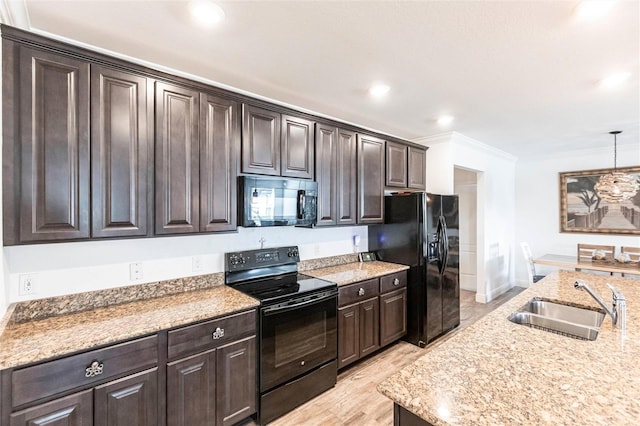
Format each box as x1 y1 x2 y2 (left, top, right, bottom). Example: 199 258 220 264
594 131 640 203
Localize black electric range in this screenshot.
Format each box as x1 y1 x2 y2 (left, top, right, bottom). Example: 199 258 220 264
224 246 338 425
224 246 336 305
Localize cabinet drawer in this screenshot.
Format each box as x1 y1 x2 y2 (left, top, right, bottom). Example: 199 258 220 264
168 309 256 360
338 279 379 307
380 271 407 293
12 335 158 408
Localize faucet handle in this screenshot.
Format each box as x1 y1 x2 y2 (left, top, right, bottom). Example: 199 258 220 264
607 284 626 301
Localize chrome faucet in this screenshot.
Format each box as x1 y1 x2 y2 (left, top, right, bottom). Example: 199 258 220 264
574 280 626 330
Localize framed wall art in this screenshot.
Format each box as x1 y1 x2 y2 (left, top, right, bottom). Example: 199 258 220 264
559 166 640 235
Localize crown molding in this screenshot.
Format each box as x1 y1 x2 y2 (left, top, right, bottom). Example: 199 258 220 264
0 0 29 27
452 132 518 163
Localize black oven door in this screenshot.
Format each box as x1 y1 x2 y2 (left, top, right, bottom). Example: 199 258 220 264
260 289 337 392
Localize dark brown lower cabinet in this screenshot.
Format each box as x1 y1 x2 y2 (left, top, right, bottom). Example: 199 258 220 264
337 304 359 369
167 350 216 426
380 288 407 347
337 297 380 369
9 389 93 426
338 272 407 370
9 368 157 426
94 368 158 426
216 337 256 426
167 336 256 426
394 403 430 426
359 297 380 358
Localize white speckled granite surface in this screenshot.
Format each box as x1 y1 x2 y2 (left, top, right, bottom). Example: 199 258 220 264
378 270 640 425
0 286 258 369
303 261 409 286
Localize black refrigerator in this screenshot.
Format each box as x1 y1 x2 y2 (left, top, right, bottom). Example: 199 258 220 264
369 192 460 347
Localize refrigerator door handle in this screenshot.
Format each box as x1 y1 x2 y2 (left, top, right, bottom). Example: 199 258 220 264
436 216 446 275
440 216 449 275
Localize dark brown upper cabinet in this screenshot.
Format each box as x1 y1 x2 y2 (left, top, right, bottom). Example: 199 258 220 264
315 123 337 226
91 65 151 238
385 141 408 188
407 145 427 190
385 142 427 190
357 134 385 224
281 114 314 179
156 84 239 235
8 46 91 244
155 82 201 235
242 105 314 178
241 104 281 176
200 93 239 232
337 129 358 225
315 124 357 227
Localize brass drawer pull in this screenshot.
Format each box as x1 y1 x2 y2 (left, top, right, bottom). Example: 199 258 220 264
212 327 225 340
393 278 400 286
85 360 104 378
358 288 365 296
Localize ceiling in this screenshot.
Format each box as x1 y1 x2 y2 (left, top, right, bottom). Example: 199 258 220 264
11 0 640 158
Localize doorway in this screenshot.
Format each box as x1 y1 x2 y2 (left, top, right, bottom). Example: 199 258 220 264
454 168 479 294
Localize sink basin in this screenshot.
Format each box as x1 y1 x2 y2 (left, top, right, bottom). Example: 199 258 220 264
508 298 606 341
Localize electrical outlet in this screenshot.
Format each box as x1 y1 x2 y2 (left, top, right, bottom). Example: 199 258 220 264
129 263 143 281
19 274 37 296
192 256 203 272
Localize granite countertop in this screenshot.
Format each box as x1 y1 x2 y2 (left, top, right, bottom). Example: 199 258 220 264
0 258 408 371
304 261 409 286
0 285 259 370
377 270 640 425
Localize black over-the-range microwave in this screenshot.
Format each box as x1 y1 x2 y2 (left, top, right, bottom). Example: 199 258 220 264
238 176 318 228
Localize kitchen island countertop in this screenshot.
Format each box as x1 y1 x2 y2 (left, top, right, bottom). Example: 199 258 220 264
377 270 640 425
304 260 409 286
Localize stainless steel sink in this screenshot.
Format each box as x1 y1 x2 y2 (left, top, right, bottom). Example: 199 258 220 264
508 298 606 341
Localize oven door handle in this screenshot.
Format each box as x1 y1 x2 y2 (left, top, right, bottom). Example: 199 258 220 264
262 292 337 316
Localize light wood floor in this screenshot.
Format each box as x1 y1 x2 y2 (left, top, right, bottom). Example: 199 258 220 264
257 287 525 426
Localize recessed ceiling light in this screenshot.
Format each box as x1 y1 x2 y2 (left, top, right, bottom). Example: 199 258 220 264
189 0 225 26
437 115 454 126
600 72 631 89
369 83 390 98
574 1 615 21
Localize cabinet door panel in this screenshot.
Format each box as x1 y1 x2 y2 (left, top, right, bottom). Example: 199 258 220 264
241 105 280 176
216 336 256 426
359 297 380 358
408 146 426 190
386 141 408 188
337 304 359 369
94 368 157 426
155 82 200 234
10 389 92 426
200 93 238 232
315 124 337 226
337 129 357 225
380 288 407 346
357 134 384 224
19 47 90 242
91 65 149 238
281 115 314 179
167 350 216 426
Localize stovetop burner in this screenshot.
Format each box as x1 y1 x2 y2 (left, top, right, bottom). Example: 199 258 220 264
224 246 336 305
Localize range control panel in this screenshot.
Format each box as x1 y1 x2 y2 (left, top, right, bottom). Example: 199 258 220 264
224 246 300 272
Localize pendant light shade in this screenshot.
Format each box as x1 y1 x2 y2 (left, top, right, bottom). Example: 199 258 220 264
594 131 639 203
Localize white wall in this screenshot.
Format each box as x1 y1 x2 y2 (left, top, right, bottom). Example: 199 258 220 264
515 143 640 285
4 226 368 304
415 132 518 303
